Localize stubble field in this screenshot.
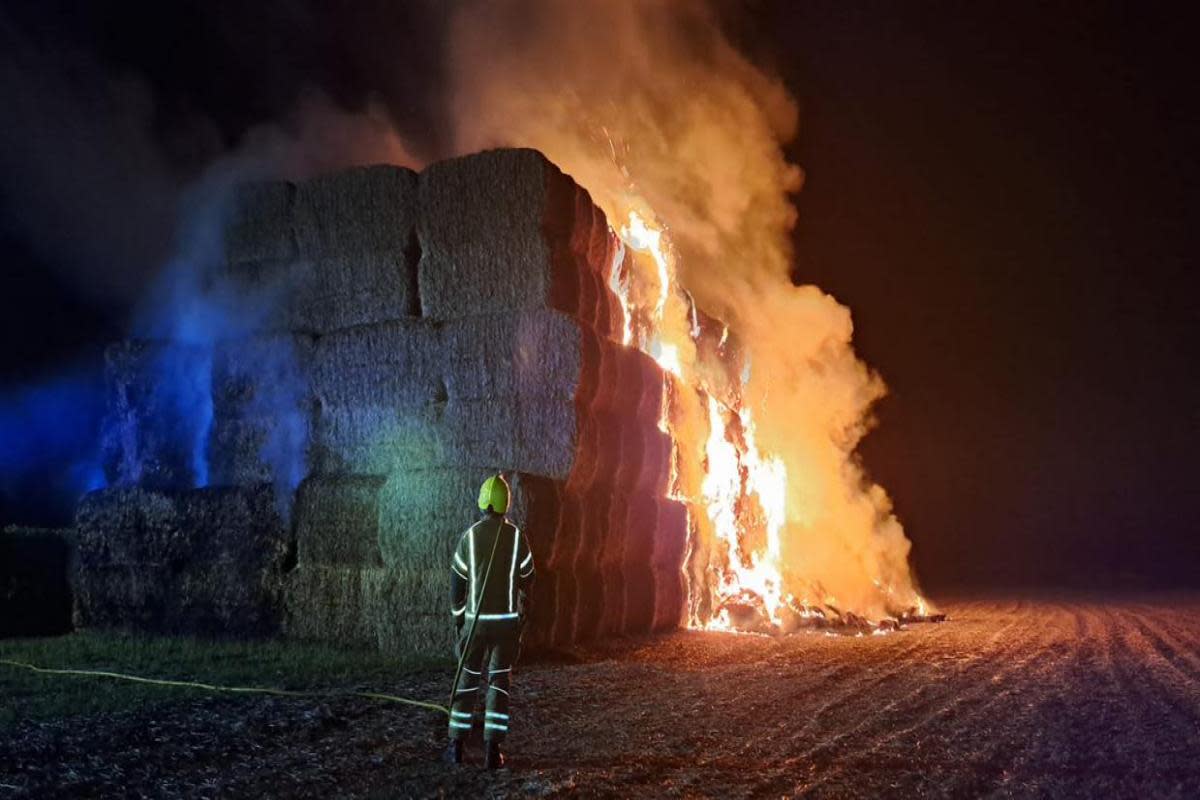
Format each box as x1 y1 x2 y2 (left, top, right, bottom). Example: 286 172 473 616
3 594 1199 798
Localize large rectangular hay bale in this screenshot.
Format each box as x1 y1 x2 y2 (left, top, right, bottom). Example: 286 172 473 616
310 405 441 475
73 486 289 636
440 311 582 402
294 476 386 567
225 254 418 335
206 411 311 487
282 565 453 656
309 318 442 410
225 180 297 265
294 165 419 259
417 149 622 337
376 468 492 571
211 333 314 420
311 396 577 478
282 564 372 645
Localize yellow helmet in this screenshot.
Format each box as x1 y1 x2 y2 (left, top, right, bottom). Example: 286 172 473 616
477 474 510 514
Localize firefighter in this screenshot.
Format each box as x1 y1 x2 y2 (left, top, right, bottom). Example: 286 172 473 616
444 474 535 769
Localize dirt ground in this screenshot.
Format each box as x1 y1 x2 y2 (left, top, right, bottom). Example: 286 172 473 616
3 594 1200 799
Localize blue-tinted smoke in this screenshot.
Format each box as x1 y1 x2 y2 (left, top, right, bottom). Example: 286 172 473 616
0 367 107 524
127 168 308 513
0 82 411 525
0 167 309 523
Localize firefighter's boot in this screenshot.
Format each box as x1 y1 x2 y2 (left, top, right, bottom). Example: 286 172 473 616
442 739 464 765
484 740 505 770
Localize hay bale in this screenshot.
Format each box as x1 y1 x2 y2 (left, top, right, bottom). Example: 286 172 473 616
212 334 314 419
226 254 419 335
374 468 548 572
311 395 577 478
206 413 304 487
309 318 442 410
0 527 74 637
221 166 421 335
100 341 211 490
310 405 442 475
377 468 487 570
294 476 385 566
440 311 582 402
437 396 576 478
225 180 297 265
282 564 373 645
417 149 620 334
364 567 454 655
73 486 289 636
294 165 419 259
207 334 314 488
288 253 416 332
282 565 453 656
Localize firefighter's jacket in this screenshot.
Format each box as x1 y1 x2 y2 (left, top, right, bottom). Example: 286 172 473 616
450 514 535 622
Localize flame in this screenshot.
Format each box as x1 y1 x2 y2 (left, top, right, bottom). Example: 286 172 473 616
606 237 633 347
612 209 800 630
700 395 789 628
620 211 672 325
609 207 928 633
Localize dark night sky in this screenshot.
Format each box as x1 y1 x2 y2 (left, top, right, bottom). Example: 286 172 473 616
1 2 1196 591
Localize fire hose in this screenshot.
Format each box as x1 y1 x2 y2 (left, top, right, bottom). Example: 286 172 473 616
0 658 449 714
0 521 507 721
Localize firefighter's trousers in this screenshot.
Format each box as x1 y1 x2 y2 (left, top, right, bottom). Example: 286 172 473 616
449 617 521 743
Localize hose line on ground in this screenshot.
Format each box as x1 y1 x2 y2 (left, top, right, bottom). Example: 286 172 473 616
0 658 450 715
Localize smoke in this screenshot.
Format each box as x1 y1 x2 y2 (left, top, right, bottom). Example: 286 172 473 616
0 367 107 525
442 0 923 616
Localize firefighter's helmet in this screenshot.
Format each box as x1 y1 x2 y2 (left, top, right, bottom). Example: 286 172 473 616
477 474 510 514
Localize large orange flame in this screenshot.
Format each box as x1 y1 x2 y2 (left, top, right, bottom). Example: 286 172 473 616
616 209 797 630
614 208 927 632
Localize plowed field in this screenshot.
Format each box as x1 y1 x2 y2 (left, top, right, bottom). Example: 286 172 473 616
4 595 1200 798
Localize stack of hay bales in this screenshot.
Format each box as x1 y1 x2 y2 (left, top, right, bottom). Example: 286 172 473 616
80 149 688 654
